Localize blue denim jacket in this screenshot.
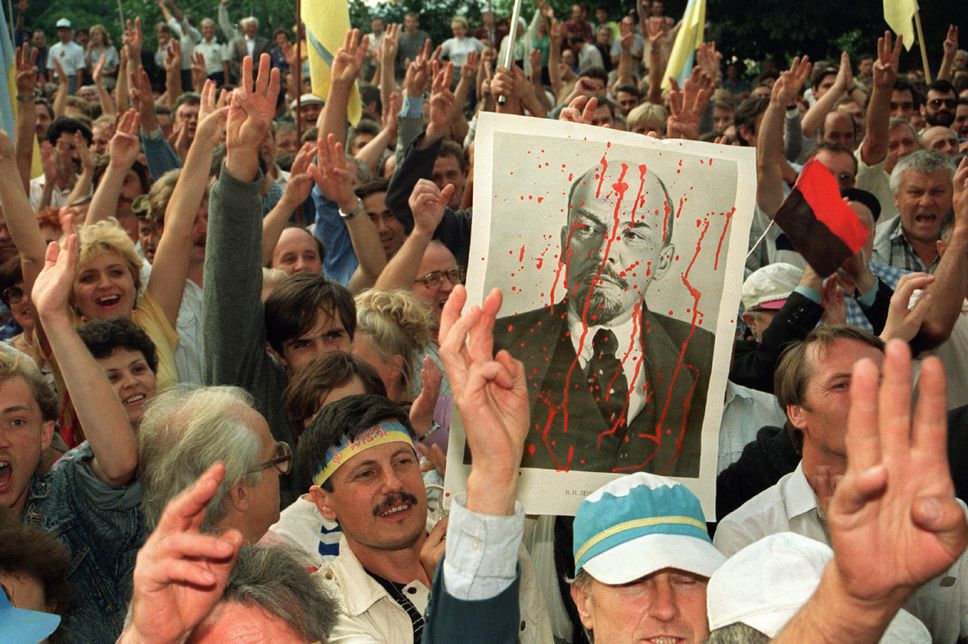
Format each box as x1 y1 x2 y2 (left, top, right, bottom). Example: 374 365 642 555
23 443 147 643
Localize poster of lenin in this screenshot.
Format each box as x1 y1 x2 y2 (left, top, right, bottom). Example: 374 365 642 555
446 112 756 515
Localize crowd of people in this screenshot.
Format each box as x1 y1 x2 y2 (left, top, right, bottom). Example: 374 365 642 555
1 0 967 641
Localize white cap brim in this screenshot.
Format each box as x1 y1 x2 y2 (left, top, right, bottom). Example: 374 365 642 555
582 533 726 585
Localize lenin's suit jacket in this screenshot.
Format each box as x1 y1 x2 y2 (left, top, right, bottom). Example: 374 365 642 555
495 299 716 477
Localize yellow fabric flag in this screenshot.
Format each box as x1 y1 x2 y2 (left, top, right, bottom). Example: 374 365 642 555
661 0 706 91
301 0 362 126
884 0 918 51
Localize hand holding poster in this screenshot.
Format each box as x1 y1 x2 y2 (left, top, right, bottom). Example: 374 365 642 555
445 113 755 517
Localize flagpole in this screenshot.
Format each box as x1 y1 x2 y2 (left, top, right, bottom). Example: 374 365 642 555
118 0 126 31
913 8 931 82
295 0 302 140
496 0 523 106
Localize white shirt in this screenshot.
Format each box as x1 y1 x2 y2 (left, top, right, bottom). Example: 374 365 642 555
245 35 256 58
715 463 968 642
718 381 787 474
568 312 648 420
194 38 225 75
47 41 86 76
269 495 342 567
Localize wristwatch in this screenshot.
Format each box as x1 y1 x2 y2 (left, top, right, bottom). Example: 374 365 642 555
339 199 364 220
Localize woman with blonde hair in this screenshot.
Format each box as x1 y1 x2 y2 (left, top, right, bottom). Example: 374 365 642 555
84 24 120 88
627 101 668 137
353 288 433 403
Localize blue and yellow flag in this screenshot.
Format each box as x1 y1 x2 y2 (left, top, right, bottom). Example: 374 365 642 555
301 0 362 126
884 0 917 51
661 0 706 91
0 5 41 178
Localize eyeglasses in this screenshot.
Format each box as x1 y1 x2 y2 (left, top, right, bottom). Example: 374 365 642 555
2 286 23 305
249 441 292 475
414 266 465 289
928 98 957 110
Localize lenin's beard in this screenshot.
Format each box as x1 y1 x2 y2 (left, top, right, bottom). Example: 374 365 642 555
574 266 631 326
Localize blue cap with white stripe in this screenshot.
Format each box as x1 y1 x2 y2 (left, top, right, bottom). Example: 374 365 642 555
573 473 725 584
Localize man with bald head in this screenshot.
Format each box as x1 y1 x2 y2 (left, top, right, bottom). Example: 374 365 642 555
495 160 714 475
819 110 855 148
920 126 960 158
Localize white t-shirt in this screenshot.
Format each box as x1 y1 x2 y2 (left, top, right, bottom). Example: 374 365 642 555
47 41 86 76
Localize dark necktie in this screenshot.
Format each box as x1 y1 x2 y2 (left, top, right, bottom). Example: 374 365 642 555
587 328 629 425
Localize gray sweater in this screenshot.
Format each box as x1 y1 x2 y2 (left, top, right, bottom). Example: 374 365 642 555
204 166 297 505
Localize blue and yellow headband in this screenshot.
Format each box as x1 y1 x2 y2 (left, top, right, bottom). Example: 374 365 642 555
312 421 414 486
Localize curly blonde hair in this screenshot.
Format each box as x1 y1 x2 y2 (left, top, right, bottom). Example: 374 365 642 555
354 289 433 395
76 218 143 293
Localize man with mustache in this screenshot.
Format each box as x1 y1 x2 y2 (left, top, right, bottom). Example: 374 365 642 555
298 394 550 642
495 160 715 476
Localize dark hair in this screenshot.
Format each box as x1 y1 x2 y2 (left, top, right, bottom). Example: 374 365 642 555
272 28 290 41
296 394 413 490
0 509 74 625
809 63 837 89
809 141 858 176
358 83 382 114
613 83 641 99
579 66 608 85
284 351 386 434
348 118 380 150
841 187 881 222
354 177 390 201
437 140 467 172
77 317 159 374
734 97 769 146
928 79 956 96
45 116 92 145
173 92 201 113
93 158 150 194
893 76 923 109
264 273 356 354
0 256 22 305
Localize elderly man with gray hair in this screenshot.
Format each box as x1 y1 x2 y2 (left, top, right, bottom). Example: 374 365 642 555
138 385 291 543
872 149 955 272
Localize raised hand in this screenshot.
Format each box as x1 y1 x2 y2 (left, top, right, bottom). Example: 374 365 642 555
108 109 142 169
0 129 15 163
91 52 107 88
52 57 67 87
226 54 280 152
120 463 243 644
425 61 456 142
32 215 78 320
771 56 811 107
819 276 846 325
666 67 714 140
833 51 853 94
15 43 38 96
696 42 722 85
164 38 182 75
193 92 228 148
438 286 528 515
403 38 432 97
410 355 442 437
827 341 967 607
879 272 934 342
382 91 401 137
644 16 666 49
381 23 400 64
408 178 453 236
123 18 143 68
129 66 155 119
331 29 368 86
309 133 356 211
191 52 207 93
559 95 598 124
943 25 959 62
280 141 316 206
74 131 97 172
873 31 902 90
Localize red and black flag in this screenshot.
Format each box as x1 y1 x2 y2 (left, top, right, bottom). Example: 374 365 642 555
773 160 868 277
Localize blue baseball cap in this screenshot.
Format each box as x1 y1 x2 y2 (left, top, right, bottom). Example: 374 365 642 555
0 586 60 644
573 472 725 584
